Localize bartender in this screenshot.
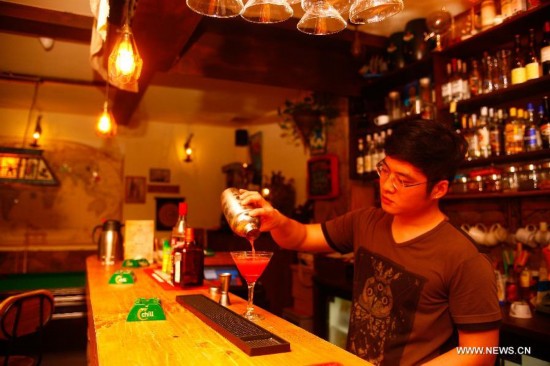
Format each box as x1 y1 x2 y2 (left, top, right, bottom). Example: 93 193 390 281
241 119 501 365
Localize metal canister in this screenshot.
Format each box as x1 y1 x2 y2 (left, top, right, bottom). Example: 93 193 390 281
221 188 261 241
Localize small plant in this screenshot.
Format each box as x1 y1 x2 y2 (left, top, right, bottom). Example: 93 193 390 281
277 93 339 151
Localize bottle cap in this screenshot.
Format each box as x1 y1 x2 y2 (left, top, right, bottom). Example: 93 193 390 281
185 227 195 242
178 202 188 216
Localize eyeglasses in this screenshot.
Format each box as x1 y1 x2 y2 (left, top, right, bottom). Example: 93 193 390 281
375 159 428 190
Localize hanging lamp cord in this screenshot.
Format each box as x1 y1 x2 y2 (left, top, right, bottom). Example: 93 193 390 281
22 79 41 148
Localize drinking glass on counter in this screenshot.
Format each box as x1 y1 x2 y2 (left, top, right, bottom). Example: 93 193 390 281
230 251 273 320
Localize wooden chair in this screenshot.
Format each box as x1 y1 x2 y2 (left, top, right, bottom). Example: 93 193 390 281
0 290 54 366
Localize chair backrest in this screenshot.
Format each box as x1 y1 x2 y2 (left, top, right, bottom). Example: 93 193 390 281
0 289 54 341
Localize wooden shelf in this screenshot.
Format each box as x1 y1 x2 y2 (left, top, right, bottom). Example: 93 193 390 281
439 2 550 58
438 75 550 114
362 57 433 95
459 149 550 169
443 190 550 200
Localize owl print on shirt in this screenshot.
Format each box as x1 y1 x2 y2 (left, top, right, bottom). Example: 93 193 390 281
347 248 426 365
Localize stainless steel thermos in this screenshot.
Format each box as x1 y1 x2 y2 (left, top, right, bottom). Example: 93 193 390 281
221 188 260 241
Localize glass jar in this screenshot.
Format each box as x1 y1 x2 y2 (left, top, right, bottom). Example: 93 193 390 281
539 161 550 190
467 175 484 193
518 163 539 191
485 173 502 192
452 175 469 194
502 165 519 192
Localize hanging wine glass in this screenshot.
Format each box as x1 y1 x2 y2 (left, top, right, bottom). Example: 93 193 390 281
425 8 452 51
297 0 347 35
240 0 294 23
186 0 244 18
349 0 403 25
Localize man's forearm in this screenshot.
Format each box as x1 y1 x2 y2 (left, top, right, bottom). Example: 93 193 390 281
270 214 308 250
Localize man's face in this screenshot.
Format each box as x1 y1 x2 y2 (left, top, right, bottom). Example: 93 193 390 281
377 156 436 216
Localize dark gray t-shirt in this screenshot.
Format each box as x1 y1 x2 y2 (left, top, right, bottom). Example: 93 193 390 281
322 207 501 365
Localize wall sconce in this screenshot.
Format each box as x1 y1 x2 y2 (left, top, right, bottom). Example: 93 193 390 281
108 0 143 85
184 134 194 163
30 115 42 148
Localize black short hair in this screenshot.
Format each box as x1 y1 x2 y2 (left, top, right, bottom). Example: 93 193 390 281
384 119 468 192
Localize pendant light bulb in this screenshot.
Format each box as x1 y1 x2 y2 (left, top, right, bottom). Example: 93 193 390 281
97 101 117 137
108 23 143 85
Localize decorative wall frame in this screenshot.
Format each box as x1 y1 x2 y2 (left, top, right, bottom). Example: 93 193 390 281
307 154 339 200
125 176 146 203
149 168 171 183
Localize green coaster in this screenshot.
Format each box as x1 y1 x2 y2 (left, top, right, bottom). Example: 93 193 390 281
127 298 166 322
122 258 150 268
108 270 135 285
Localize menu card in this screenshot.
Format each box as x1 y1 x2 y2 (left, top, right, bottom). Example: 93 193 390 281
124 220 154 263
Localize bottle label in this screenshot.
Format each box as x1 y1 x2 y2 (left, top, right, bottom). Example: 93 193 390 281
525 62 540 80
511 67 526 84
524 128 537 148
451 80 462 100
356 156 364 174
541 46 550 63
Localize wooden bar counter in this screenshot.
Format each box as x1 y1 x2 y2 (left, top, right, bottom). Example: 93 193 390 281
86 256 371 365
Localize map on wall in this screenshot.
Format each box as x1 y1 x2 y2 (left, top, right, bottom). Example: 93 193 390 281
0 139 123 248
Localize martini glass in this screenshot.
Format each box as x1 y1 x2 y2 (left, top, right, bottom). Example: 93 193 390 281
230 251 273 320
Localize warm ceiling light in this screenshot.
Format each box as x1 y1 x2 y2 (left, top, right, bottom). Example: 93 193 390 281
97 101 117 137
30 115 43 148
108 23 143 85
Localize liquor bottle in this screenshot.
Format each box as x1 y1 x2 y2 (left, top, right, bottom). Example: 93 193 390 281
525 29 540 80
171 202 188 286
450 58 463 101
511 34 527 85
515 108 526 154
364 134 374 173
461 60 470 100
179 227 204 287
466 114 480 160
524 103 540 151
469 59 482 97
356 138 365 176
481 52 494 94
477 106 491 158
505 107 517 155
540 96 550 149
542 22 550 75
441 63 452 104
489 107 503 157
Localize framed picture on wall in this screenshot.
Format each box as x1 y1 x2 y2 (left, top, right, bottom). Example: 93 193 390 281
155 197 186 231
149 168 170 183
307 154 339 200
125 176 146 204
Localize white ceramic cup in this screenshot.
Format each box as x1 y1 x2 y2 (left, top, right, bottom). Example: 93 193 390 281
509 301 532 319
515 225 537 247
374 115 389 126
534 230 550 246
468 223 488 245
490 223 508 243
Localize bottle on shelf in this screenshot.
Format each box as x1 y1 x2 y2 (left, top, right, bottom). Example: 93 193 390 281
505 107 517 155
466 113 480 160
511 34 527 85
356 138 365 176
542 21 550 75
171 202 188 286
489 108 505 157
450 58 463 101
481 52 494 94
469 59 482 97
480 0 496 30
524 103 541 151
525 28 541 81
478 106 491 158
540 96 550 149
461 60 470 100
365 134 376 173
441 63 452 105
179 227 204 287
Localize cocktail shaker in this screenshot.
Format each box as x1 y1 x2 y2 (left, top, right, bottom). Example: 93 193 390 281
221 188 260 241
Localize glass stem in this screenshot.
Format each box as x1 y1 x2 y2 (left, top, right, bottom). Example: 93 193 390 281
246 281 256 316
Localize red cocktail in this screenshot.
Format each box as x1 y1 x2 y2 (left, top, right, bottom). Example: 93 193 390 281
230 251 273 320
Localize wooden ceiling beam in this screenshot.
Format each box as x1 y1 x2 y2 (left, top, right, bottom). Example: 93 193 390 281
0 1 92 43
